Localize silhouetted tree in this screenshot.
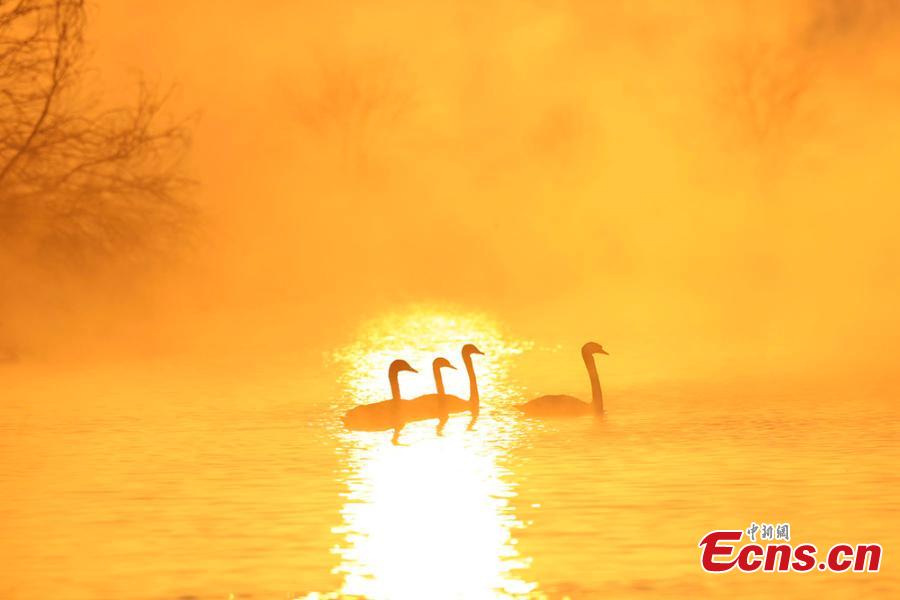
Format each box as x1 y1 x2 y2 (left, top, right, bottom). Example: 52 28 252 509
294 54 412 173
723 40 814 151
0 0 193 266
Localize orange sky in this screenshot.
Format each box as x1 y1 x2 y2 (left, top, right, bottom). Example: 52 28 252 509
8 0 898 385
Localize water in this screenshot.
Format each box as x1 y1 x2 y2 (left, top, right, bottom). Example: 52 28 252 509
2 310 898 599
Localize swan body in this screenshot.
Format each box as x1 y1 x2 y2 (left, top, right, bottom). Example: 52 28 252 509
342 359 417 443
397 395 470 423
404 344 484 422
519 394 593 416
341 399 404 431
519 342 609 417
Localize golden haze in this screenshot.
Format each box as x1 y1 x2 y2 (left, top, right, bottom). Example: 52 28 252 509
2 4 900 595
0 1 896 389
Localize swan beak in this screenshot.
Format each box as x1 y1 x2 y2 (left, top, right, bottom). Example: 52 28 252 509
600 349 609 355
407 366 419 373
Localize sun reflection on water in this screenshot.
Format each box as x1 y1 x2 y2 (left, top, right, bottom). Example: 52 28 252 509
330 307 536 599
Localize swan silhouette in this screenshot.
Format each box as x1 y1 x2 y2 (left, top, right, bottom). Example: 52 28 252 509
341 359 418 444
429 357 456 435
519 342 609 417
403 344 484 424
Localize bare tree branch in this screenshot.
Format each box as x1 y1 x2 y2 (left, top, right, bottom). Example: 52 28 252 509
0 0 194 268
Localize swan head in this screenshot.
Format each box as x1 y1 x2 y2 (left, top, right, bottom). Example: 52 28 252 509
582 341 609 356
389 359 418 375
432 357 456 372
462 343 484 357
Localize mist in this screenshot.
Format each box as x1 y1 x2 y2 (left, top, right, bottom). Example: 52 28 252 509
4 0 899 388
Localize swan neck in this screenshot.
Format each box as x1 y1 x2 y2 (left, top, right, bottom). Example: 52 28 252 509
463 352 480 414
389 369 402 401
582 349 603 413
433 364 446 396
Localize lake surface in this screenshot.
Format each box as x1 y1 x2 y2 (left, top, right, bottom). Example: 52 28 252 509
2 310 898 599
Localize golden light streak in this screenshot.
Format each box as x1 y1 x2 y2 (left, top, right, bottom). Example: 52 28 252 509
330 307 536 599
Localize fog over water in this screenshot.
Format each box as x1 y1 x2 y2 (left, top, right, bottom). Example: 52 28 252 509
2 310 898 599
1 1 898 390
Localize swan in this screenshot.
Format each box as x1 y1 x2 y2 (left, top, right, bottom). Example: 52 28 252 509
341 359 418 444
519 342 609 417
403 344 484 423
429 357 456 434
